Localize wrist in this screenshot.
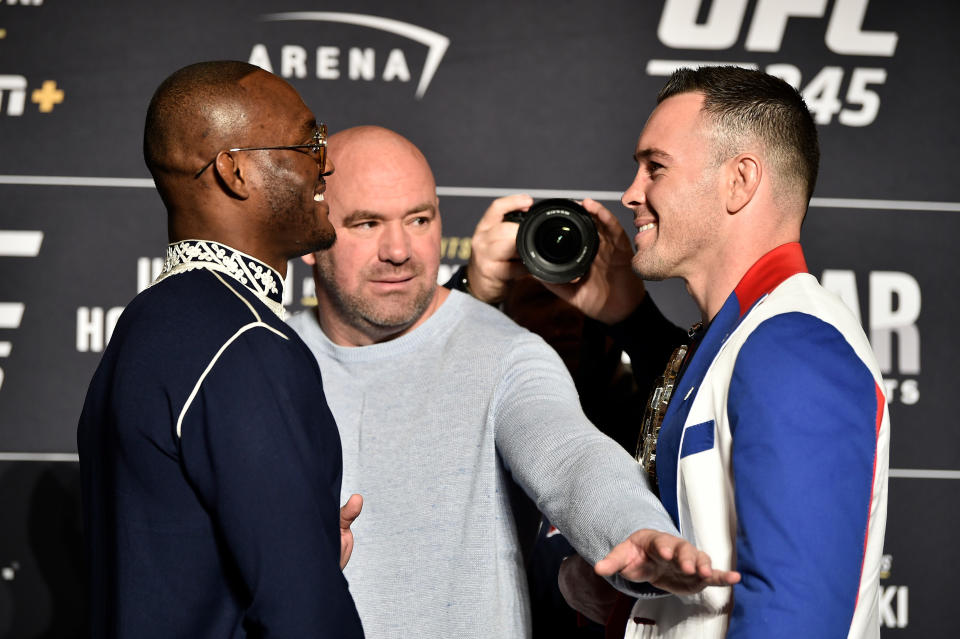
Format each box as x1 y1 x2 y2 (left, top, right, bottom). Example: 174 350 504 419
464 263 501 304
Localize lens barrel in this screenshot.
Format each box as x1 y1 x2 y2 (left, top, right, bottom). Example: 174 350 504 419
504 199 599 283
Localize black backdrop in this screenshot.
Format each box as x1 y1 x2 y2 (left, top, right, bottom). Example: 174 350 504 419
1 1 957 636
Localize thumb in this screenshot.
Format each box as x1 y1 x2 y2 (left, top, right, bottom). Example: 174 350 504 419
340 493 363 528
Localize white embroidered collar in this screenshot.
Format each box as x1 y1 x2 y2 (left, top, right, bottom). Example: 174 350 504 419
155 240 286 319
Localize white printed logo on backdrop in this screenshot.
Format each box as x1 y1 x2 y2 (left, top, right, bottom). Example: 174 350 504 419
0 231 43 391
652 0 898 127
820 270 921 405
249 12 450 99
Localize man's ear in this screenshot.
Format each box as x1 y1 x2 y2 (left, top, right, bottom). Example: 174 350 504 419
301 252 317 266
213 151 250 200
725 153 761 214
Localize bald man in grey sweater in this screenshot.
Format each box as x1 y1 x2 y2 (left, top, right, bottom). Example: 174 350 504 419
289 126 737 639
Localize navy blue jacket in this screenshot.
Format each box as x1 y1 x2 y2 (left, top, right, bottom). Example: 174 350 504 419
78 241 363 638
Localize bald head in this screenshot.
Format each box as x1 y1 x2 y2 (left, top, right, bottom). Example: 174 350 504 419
325 126 436 205
306 126 446 346
143 60 262 178
143 61 334 273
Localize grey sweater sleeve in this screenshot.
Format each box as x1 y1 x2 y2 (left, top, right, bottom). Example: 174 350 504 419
490 331 679 593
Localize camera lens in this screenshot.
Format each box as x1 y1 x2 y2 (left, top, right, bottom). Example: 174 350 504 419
534 218 583 264
506 199 599 283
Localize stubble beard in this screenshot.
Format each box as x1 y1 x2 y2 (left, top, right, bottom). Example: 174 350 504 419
631 241 671 281
632 174 722 282
262 158 336 253
315 258 437 338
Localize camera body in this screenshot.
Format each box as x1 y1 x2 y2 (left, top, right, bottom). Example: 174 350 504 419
503 198 599 283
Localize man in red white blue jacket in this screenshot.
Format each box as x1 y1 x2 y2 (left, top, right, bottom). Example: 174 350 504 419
501 66 888 638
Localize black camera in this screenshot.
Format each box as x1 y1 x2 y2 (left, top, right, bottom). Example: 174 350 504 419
503 198 599 283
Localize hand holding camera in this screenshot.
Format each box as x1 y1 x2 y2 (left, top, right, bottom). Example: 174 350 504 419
464 194 536 304
503 198 599 284
465 195 646 324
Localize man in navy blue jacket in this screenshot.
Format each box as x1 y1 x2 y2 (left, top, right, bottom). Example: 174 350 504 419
77 61 364 638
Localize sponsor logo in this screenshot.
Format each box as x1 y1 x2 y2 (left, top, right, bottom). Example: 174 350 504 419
0 231 43 391
880 554 892 579
76 257 163 353
879 554 909 629
1 17 63 115
0 75 65 116
248 12 450 99
652 0 898 127
440 235 472 261
76 306 123 353
820 270 920 405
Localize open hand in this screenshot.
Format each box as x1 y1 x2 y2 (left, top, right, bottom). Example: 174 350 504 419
594 529 740 595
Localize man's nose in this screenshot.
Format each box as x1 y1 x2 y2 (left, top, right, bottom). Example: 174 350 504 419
621 171 647 209
321 156 335 177
379 222 411 264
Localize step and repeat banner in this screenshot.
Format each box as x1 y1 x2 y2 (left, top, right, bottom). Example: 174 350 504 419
1 1 957 636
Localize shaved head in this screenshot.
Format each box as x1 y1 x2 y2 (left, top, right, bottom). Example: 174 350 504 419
307 126 445 345
657 66 820 210
143 60 335 272
143 60 261 178
326 125 436 197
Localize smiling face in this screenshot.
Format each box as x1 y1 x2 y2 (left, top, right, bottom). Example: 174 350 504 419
305 127 443 346
621 92 725 283
241 71 336 258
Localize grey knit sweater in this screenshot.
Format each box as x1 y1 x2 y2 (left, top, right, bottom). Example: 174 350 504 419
288 290 676 639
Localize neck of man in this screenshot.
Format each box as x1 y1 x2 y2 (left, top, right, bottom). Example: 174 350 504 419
685 218 801 324
169 210 290 278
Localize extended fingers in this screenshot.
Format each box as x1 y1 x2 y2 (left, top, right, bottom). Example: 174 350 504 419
594 538 645 577
706 568 742 586
662 537 700 575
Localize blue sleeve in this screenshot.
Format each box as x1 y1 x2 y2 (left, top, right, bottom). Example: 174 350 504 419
179 328 363 638
726 313 879 639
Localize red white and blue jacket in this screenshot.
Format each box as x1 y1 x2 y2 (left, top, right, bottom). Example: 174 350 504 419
625 242 890 639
